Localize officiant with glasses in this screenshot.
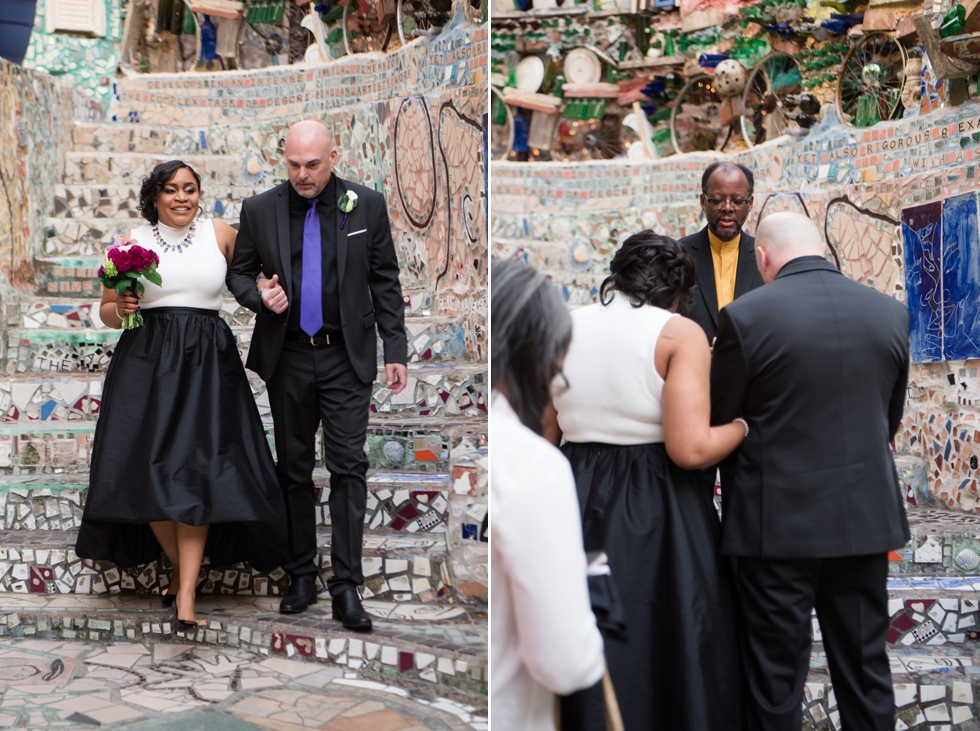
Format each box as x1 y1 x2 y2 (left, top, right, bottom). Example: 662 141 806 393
678 161 764 346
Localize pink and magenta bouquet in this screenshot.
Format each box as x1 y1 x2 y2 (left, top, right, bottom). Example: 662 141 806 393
98 239 162 329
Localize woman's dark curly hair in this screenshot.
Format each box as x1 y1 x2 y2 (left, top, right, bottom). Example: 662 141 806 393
600 230 697 312
137 160 202 225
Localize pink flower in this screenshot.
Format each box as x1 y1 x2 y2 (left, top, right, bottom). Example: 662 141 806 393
106 244 158 274
107 246 132 272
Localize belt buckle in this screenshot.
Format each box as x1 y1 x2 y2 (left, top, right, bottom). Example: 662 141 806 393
309 336 317 347
325 333 331 345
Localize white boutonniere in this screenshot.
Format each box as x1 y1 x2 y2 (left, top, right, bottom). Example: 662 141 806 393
338 190 358 229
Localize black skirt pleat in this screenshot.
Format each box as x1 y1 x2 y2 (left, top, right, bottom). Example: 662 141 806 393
75 307 287 571
561 441 743 731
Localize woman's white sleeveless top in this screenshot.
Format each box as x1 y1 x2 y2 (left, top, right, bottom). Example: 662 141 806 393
129 219 226 311
554 293 678 445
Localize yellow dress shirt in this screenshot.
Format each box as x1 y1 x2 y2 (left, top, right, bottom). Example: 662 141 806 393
708 230 740 310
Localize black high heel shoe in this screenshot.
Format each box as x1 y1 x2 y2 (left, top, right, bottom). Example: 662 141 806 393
174 604 205 632
163 575 206 608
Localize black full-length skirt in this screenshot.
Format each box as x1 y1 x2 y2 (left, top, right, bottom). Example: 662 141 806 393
561 441 743 731
75 307 287 571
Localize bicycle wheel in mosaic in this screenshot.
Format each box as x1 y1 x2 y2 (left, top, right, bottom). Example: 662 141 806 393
237 22 291 69
343 0 396 54
741 53 804 147
394 97 439 228
490 87 514 161
670 74 734 155
397 0 448 46
552 102 634 162
836 33 907 128
461 0 485 25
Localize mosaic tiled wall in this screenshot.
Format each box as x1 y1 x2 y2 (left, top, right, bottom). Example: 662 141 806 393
0 59 100 291
490 98 980 513
22 0 124 108
109 12 488 125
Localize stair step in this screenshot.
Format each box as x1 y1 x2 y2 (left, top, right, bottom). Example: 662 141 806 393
890 507 980 577
804 644 980 728
63 152 271 188
73 123 227 155
0 417 486 475
0 591 487 699
42 216 240 257
29 261 469 327
0 364 486 424
3 318 481 373
0 471 454 535
0 527 454 604
51 183 262 221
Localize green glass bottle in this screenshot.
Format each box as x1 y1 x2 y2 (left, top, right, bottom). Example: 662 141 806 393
940 4 966 37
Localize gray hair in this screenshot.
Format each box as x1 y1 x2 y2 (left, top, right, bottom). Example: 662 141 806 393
491 259 572 435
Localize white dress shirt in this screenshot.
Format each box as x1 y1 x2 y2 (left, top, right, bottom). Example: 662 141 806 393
491 393 605 731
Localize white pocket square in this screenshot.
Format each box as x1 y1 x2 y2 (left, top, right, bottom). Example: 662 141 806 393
348 228 367 237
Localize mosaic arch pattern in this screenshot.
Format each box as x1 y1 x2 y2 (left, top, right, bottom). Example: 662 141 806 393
436 101 486 292
394 98 439 231
825 195 901 291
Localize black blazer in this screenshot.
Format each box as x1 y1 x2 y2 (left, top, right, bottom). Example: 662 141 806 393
226 178 408 384
710 257 911 559
678 227 764 343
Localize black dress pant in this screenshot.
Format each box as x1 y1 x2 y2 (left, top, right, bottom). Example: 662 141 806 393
267 340 372 596
735 554 893 731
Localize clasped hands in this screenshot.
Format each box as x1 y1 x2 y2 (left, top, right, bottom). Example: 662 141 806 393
256 274 408 395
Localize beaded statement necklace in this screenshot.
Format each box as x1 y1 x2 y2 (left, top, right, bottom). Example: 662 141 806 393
152 223 197 253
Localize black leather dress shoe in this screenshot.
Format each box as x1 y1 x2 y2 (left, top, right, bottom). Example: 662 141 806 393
332 590 372 631
279 576 318 614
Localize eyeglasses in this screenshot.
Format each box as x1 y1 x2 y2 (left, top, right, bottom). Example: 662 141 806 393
704 197 752 209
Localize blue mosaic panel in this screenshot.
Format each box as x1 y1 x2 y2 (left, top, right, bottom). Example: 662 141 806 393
942 192 980 361
903 201 944 363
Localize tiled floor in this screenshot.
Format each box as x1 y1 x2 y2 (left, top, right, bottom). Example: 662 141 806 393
0 636 485 729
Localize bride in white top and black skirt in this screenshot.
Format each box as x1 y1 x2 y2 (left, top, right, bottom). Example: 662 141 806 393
75 161 286 629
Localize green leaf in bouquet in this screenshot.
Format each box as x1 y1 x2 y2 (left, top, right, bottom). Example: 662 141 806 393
144 265 163 287
114 280 131 296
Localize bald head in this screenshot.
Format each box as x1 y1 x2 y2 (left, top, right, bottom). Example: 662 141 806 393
284 120 338 198
754 212 825 283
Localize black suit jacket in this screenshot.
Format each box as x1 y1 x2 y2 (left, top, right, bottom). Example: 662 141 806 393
710 257 911 559
226 178 407 384
678 227 764 343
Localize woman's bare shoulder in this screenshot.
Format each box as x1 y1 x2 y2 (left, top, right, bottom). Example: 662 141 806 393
660 314 708 343
212 219 237 238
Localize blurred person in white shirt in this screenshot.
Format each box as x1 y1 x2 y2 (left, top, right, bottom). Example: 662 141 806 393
490 259 605 731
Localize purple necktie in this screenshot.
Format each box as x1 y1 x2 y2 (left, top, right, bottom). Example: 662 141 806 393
300 198 322 337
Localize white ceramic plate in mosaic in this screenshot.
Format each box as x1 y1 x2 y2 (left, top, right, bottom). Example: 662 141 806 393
564 48 602 85
516 56 546 93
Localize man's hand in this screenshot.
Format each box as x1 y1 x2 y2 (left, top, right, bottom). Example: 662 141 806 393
260 274 289 314
386 363 408 395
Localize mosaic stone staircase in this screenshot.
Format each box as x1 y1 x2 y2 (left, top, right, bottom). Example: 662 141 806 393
779 464 980 727
0 89 487 714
